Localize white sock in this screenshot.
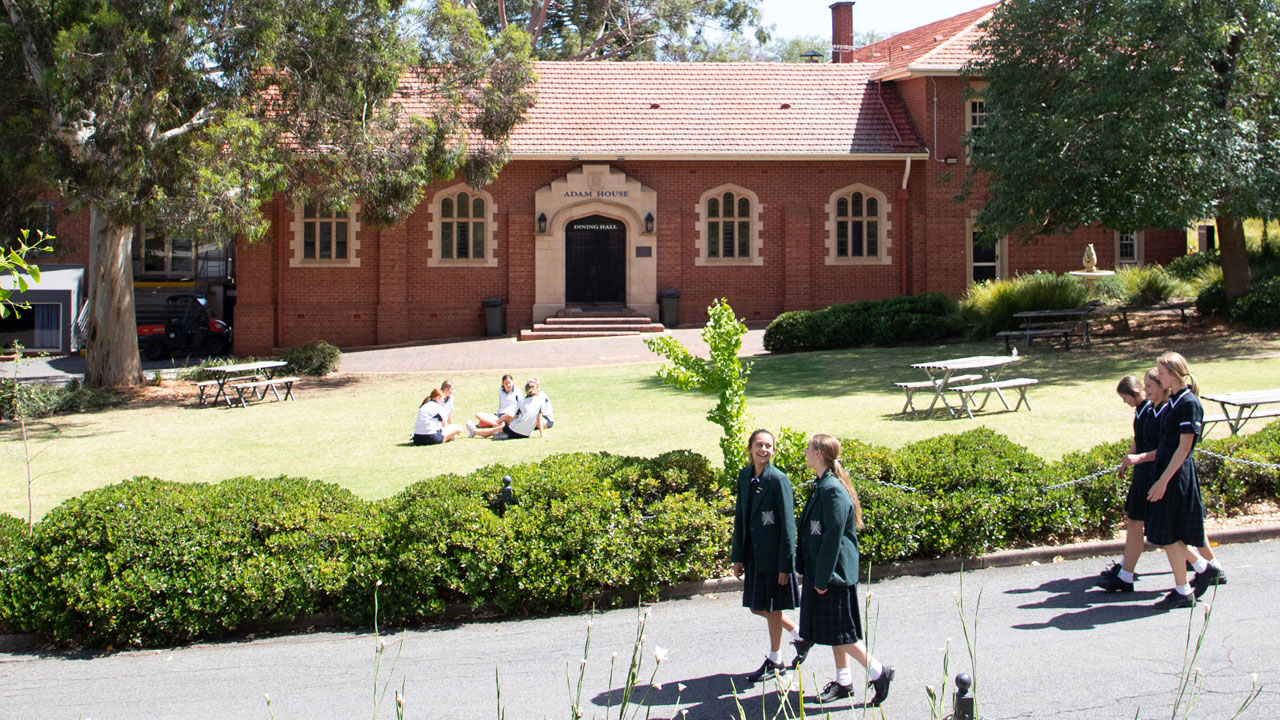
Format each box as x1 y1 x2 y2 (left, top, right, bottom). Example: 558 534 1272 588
868 659 884 681
1119 569 1135 583
1115 555 1125 566
1175 583 1193 596
835 667 853 686
789 628 802 643
767 650 781 664
1209 558 1224 570
1191 558 1208 574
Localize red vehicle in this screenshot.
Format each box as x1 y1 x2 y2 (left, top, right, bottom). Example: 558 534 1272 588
137 294 232 360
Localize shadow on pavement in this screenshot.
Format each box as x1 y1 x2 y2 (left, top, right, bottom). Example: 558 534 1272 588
590 671 876 719
1005 572 1174 630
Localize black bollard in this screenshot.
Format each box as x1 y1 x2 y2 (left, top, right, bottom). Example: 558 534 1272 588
500 475 517 510
951 672 975 720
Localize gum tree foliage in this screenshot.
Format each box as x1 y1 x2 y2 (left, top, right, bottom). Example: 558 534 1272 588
645 299 751 476
1 0 535 386
967 0 1280 301
465 0 764 60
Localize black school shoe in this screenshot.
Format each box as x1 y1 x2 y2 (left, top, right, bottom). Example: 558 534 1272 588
1186 562 1229 585
746 658 787 683
789 639 814 669
1192 564 1224 598
1099 562 1122 579
1154 589 1196 609
818 680 853 703
1095 572 1135 593
869 667 895 706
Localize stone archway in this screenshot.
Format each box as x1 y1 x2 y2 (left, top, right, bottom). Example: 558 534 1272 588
532 165 658 322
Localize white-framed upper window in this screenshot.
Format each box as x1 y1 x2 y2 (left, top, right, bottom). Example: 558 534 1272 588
289 202 362 268
824 184 891 265
429 186 498 267
1115 230 1144 266
695 185 763 266
965 81 989 165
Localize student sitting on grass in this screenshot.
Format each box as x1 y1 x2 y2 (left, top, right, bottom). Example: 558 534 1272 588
471 379 551 439
472 374 519 432
412 388 463 445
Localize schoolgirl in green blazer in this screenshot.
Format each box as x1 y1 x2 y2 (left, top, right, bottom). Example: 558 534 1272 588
730 429 804 683
796 433 894 707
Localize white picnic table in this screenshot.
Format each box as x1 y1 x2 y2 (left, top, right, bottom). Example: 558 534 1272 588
905 355 1023 418
199 360 289 406
1200 389 1280 436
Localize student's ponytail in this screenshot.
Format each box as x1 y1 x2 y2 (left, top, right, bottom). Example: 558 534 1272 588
811 434 864 531
833 459 864 531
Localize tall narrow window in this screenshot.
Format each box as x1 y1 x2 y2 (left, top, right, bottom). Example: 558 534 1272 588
707 191 751 258
430 186 497 267
1115 230 1144 266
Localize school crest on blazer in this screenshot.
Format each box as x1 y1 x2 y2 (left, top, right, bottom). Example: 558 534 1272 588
810 520 822 535
760 510 775 526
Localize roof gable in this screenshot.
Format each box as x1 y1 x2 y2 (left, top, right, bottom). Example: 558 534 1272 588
846 2 999 79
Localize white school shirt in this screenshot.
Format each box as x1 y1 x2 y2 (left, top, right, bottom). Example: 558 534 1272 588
537 391 554 423
507 393 548 437
496 387 519 417
413 401 446 435
440 395 454 423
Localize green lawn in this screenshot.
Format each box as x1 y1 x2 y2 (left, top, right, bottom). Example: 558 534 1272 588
4 325 1280 521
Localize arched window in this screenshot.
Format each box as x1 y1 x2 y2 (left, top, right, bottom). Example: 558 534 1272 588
430 186 497 267
825 184 889 264
696 185 763 266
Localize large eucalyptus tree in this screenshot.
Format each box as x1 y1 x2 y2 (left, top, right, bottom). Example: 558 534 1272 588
968 0 1280 300
2 0 534 386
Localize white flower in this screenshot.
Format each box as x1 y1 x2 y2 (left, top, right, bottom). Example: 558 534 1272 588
677 683 687 693
587 621 594 629
396 693 404 708
681 710 689 718
611 651 619 659
1194 666 1203 676
379 639 387 651
580 658 588 666
376 579 383 587
1252 673 1259 684
644 607 651 617
653 646 669 663
654 682 663 691
263 694 271 704
866 591 874 599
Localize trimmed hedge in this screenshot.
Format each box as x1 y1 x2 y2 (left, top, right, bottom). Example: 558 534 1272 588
5 425 1278 648
763 293 959 353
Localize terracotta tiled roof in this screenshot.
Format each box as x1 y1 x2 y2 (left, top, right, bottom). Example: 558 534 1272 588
846 2 999 79
491 61 925 158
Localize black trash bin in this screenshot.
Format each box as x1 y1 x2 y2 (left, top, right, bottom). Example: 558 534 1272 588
481 297 505 337
658 289 681 328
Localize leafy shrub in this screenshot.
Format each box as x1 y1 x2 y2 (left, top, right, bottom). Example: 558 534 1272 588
1230 276 1280 329
1114 264 1186 306
895 428 1046 494
283 340 342 376
959 272 1089 336
1166 250 1219 281
1195 277 1232 317
763 293 959 353
26 476 376 647
0 513 33 633
0 378 120 421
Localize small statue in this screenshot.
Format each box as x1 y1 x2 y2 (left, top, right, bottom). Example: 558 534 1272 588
1082 244 1098 271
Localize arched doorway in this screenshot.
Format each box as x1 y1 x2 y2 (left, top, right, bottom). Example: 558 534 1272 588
565 214 626 305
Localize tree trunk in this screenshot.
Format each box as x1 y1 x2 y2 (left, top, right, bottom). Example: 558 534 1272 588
84 207 143 387
1215 213 1252 301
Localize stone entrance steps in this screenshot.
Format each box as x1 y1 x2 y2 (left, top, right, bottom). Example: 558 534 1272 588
518 307 665 340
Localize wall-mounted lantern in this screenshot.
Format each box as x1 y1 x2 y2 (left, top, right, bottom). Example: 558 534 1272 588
537 213 547 233
645 212 655 233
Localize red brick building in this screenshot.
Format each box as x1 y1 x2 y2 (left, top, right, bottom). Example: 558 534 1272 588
37 2 1190 355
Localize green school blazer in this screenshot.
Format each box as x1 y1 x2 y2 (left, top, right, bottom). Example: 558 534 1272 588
729 462 798 575
796 470 860 591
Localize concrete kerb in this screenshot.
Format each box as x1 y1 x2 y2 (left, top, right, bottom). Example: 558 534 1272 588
659 521 1280 601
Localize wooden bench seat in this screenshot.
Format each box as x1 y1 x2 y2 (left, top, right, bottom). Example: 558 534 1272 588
996 327 1077 353
1202 407 1280 435
893 374 982 415
194 375 263 406
948 377 1039 419
1114 301 1193 331
227 376 300 407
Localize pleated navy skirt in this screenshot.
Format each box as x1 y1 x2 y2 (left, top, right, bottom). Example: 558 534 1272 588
799 583 863 646
742 562 801 612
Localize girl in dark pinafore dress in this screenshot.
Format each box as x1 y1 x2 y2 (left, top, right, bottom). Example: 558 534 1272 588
1134 353 1224 608
730 429 805 684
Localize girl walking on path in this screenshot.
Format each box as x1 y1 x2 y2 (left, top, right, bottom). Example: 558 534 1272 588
796 434 894 706
731 429 806 684
1101 371 1226 593
1123 353 1224 608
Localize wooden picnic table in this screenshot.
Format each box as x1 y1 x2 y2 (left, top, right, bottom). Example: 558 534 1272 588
1200 389 1280 436
1011 307 1100 347
198 360 288 406
907 355 1023 418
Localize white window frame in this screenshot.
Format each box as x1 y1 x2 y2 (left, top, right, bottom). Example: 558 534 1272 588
133 224 231 279
824 184 892 266
289 202 362 268
428 185 498 268
1114 230 1145 266
694 184 763 266
965 81 988 165
966 214 1007 283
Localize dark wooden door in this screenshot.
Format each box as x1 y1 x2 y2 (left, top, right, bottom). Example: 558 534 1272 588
565 215 626 305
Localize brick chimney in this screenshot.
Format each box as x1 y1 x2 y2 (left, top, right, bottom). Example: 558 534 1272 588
830 2 855 63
